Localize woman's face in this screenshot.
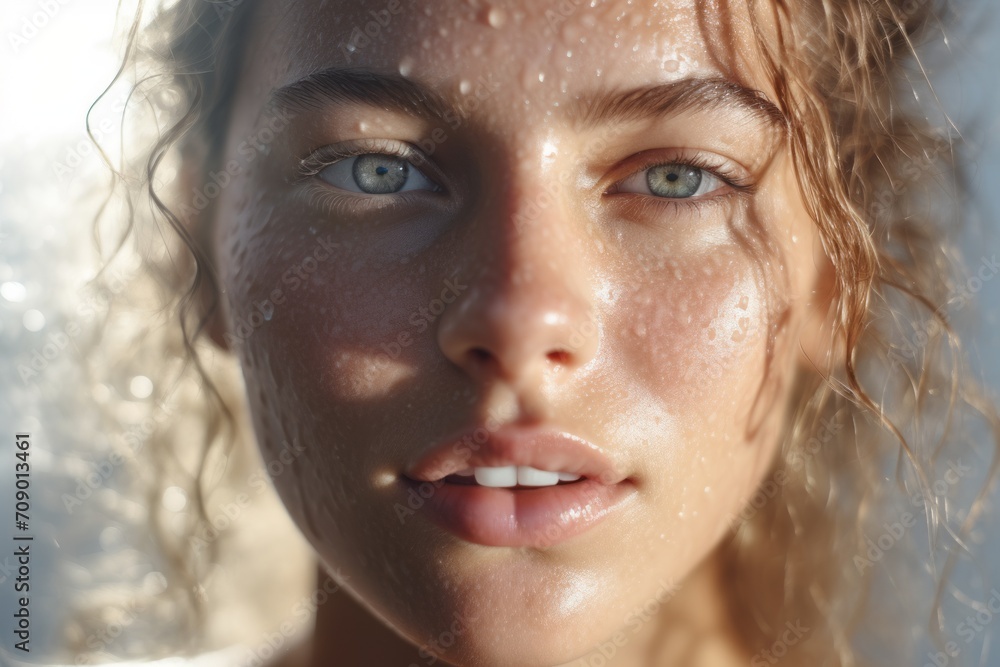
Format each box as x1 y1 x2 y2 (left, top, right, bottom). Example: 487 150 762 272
207 0 829 664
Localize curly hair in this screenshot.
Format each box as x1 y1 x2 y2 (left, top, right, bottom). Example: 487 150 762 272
72 0 1000 664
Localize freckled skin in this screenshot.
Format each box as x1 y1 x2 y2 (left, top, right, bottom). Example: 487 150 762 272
206 1 833 665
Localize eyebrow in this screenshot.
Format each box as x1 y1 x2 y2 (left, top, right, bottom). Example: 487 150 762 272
265 67 787 133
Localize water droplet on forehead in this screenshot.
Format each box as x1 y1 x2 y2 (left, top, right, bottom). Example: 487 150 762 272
486 6 507 28
398 56 415 77
459 79 472 95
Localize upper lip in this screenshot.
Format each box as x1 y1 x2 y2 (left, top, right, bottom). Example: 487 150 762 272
404 424 629 485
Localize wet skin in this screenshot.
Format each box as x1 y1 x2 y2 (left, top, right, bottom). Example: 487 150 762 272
203 1 834 665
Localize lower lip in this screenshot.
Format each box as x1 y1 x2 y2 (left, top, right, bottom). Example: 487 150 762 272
400 477 635 548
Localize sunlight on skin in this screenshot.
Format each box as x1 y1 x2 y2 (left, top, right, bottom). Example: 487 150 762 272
206 1 831 665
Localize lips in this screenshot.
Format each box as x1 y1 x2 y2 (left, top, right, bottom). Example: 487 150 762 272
400 426 636 547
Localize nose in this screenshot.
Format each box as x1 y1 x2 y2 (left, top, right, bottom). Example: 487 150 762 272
437 181 600 388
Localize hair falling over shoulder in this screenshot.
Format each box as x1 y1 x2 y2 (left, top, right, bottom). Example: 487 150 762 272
73 0 1000 664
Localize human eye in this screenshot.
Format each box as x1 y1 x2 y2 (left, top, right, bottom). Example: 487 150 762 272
298 138 442 196
605 152 752 205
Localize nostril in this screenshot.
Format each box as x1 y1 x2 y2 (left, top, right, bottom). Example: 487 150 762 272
547 349 571 365
469 347 492 364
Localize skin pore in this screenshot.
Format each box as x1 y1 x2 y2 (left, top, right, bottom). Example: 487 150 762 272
201 1 835 665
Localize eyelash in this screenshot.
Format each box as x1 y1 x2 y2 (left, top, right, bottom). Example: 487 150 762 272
604 153 754 207
296 142 754 214
297 138 436 182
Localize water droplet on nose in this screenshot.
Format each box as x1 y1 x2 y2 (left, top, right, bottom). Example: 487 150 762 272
459 79 472 95
538 70 546 83
486 7 506 28
398 56 415 76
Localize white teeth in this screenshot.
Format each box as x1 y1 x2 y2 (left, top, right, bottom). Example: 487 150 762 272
462 465 581 487
517 466 560 486
474 466 518 487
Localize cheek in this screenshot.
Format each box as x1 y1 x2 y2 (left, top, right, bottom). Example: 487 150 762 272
220 211 440 401
613 246 770 415
601 244 784 556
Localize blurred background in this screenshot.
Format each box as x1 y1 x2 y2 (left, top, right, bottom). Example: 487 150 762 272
0 0 998 665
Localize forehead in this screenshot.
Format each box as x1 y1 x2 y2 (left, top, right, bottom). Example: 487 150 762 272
239 0 768 119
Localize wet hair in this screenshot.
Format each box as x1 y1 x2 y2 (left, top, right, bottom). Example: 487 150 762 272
76 0 1000 664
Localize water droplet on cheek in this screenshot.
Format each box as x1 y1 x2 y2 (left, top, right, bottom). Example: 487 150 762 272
459 79 472 95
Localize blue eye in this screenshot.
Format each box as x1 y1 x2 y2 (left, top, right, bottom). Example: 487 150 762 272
318 153 439 194
616 162 725 199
